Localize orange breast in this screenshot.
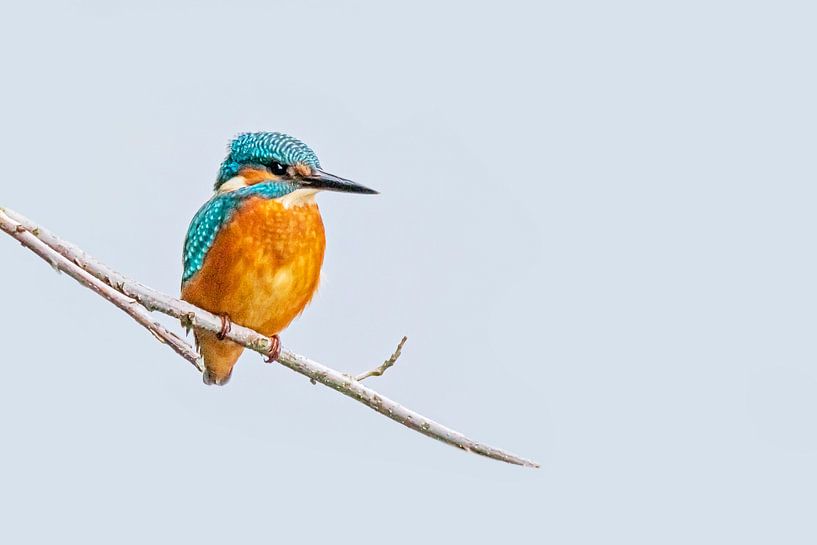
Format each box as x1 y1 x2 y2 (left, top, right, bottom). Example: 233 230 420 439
181 196 326 335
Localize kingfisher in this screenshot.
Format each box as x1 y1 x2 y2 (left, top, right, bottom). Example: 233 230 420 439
181 132 377 385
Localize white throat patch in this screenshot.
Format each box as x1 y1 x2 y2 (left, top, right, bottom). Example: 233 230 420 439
277 188 318 209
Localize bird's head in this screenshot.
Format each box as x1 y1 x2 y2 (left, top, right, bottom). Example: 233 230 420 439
214 131 376 198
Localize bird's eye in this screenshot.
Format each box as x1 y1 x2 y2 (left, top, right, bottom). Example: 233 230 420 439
269 162 288 176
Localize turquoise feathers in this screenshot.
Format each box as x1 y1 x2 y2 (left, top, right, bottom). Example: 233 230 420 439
216 132 321 189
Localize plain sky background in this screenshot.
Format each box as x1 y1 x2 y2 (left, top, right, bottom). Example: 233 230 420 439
0 1 814 543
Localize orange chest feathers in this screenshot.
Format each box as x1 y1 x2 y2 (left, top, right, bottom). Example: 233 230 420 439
181 196 326 335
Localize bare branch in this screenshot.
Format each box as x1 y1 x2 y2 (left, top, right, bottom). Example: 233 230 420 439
356 336 408 381
0 213 203 371
0 206 539 468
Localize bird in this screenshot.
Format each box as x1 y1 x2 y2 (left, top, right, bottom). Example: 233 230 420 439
181 132 377 385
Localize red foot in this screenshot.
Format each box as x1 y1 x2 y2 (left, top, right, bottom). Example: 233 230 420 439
264 335 281 363
216 314 232 341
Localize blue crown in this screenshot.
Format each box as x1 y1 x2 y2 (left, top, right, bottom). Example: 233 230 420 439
215 132 321 189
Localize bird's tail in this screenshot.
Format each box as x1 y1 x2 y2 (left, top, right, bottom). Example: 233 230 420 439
195 329 245 386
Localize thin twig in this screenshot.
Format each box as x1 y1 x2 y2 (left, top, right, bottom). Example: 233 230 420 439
0 215 202 371
0 206 539 468
356 336 408 381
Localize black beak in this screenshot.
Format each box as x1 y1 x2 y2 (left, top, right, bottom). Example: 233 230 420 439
301 169 378 194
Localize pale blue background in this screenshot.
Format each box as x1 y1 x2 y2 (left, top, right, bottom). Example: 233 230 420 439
1 1 815 543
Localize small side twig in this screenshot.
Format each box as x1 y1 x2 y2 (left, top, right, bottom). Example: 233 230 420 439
356 336 408 381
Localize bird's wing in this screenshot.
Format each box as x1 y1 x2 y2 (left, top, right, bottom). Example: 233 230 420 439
182 194 235 285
